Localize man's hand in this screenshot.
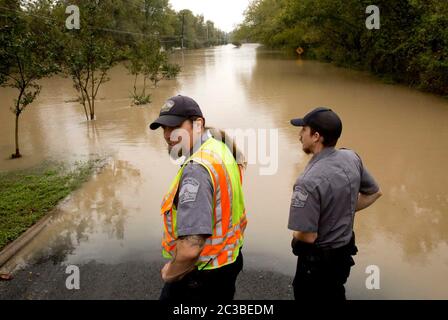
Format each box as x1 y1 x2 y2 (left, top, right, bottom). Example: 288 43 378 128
161 261 171 282
161 261 177 282
161 234 207 283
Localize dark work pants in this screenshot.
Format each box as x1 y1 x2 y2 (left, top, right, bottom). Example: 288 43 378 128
159 251 243 302
293 253 355 301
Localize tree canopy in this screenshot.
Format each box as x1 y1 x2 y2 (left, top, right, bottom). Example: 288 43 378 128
233 0 448 96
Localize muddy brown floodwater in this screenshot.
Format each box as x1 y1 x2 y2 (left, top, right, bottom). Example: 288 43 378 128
0 44 447 299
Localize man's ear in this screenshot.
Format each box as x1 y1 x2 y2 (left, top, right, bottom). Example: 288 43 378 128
193 118 204 131
318 134 325 144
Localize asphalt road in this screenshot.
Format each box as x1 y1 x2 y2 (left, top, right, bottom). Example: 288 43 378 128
0 259 294 300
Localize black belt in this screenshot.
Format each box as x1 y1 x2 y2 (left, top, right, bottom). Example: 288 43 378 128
292 232 358 261
320 232 358 256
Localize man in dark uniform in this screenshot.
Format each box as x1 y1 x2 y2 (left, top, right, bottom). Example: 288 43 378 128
289 107 382 300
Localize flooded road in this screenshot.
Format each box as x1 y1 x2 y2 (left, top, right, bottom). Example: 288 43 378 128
0 44 447 299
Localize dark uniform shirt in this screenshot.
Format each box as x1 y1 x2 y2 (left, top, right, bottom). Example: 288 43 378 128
288 147 379 249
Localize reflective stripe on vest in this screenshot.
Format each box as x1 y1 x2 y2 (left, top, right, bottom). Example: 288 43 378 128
160 137 247 270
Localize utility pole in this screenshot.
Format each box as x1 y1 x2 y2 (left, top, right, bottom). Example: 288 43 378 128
181 12 185 50
144 0 149 34
180 12 185 66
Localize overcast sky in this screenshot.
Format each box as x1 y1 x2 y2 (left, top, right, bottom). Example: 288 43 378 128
169 0 251 33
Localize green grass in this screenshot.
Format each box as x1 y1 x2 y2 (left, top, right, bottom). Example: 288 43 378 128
0 160 102 251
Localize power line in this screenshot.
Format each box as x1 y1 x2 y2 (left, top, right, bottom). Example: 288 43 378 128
95 27 180 40
0 5 181 42
0 5 55 23
0 5 225 46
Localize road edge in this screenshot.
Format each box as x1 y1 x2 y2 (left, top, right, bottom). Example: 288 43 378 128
0 209 56 270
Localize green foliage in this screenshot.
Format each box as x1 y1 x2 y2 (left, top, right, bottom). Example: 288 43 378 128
0 160 101 250
0 0 60 158
53 0 122 121
234 0 448 96
161 62 181 79
173 9 228 49
0 0 60 106
0 0 226 132
126 39 161 104
126 36 181 105
132 92 152 105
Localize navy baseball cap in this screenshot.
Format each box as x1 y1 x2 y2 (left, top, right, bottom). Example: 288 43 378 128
291 107 342 138
149 95 203 130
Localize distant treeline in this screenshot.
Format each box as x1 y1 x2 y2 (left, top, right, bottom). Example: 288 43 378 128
0 0 227 50
233 0 448 96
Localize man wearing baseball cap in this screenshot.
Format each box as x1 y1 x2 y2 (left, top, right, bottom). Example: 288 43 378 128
150 95 247 301
289 107 382 300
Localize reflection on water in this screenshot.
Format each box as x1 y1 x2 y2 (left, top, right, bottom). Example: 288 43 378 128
0 44 447 298
2 160 147 270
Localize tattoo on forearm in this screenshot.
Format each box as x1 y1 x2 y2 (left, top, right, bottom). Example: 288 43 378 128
178 235 206 248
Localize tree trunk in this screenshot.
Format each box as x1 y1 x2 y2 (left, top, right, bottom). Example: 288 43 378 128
90 72 95 120
80 93 89 121
90 98 95 120
133 74 138 97
12 113 21 158
79 86 89 121
82 101 89 121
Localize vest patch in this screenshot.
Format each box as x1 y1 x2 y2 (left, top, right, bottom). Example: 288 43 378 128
179 177 200 204
291 186 308 208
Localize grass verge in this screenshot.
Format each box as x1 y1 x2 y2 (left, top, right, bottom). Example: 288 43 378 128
0 159 102 251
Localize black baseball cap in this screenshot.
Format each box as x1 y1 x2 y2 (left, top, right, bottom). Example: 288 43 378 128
149 95 203 130
290 107 342 138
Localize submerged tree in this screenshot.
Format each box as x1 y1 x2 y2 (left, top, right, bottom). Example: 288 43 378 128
57 0 120 120
126 38 181 105
124 0 181 105
0 0 59 158
149 50 181 87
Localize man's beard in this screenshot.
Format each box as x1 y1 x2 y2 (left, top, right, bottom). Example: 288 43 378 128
302 145 312 155
167 144 192 160
168 144 181 160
